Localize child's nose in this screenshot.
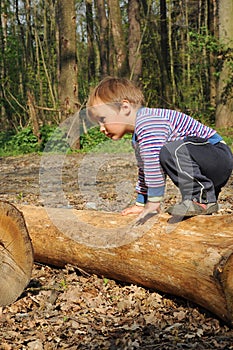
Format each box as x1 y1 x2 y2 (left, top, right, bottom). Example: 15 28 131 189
99 123 106 132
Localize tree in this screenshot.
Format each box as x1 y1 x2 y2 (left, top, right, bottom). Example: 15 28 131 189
56 0 79 120
1 0 233 132
86 0 96 81
95 0 109 77
160 0 170 101
0 0 8 125
108 0 128 76
208 0 218 109
215 0 233 127
128 0 142 82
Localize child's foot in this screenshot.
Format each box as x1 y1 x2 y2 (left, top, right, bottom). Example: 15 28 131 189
166 199 218 217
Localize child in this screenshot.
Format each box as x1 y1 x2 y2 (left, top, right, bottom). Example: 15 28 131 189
87 76 233 218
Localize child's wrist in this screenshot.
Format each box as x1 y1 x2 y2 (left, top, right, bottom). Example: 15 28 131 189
135 202 145 207
148 196 163 203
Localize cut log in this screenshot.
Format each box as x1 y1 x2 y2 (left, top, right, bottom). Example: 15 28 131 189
16 204 233 325
0 202 33 306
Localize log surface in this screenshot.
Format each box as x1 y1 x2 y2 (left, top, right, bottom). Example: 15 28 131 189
18 204 233 324
0 202 34 306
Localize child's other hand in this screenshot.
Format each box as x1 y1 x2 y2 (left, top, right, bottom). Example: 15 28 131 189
121 205 144 216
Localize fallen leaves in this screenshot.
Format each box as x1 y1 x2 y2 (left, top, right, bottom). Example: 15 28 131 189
1 264 233 349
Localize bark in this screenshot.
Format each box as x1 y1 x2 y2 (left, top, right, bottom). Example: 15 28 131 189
24 0 34 64
17 204 233 325
215 0 233 127
160 0 168 76
0 202 33 307
27 91 41 143
128 0 142 82
108 0 128 76
0 0 7 126
95 0 109 77
56 0 79 120
167 0 176 104
208 0 218 108
86 0 96 81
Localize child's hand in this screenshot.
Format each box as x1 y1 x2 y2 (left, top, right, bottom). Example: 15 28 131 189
135 202 161 224
121 205 144 216
143 201 161 215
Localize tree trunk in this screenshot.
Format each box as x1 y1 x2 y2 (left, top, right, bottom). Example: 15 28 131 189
0 202 33 307
128 0 142 82
56 0 79 121
160 0 169 77
24 0 34 65
17 204 233 325
108 0 128 76
208 0 218 109
86 0 96 82
0 0 8 127
215 0 233 127
167 0 176 104
27 90 41 144
95 0 109 77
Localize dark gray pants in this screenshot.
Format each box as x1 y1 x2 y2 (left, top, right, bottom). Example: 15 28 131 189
159 137 233 203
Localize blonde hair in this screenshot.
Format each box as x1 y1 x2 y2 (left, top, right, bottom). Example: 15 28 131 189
87 76 145 107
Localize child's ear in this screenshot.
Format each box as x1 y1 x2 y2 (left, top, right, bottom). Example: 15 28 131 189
121 100 131 116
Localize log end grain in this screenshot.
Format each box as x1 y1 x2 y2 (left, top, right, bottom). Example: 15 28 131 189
0 201 34 306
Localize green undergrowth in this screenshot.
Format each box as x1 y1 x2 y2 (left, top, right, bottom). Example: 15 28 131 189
216 127 233 150
0 125 232 157
0 125 133 156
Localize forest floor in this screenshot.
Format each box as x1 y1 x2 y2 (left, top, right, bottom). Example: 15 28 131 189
0 152 233 350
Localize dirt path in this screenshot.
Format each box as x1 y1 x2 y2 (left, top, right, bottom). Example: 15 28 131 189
0 153 233 349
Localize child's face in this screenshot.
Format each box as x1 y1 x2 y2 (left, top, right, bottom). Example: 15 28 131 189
88 100 134 140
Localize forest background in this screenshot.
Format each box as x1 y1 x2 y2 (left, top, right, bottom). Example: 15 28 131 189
0 0 233 155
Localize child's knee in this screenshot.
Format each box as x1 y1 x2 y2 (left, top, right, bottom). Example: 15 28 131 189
160 140 186 166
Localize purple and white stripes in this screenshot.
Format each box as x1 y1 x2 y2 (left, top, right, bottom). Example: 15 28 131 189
133 108 216 199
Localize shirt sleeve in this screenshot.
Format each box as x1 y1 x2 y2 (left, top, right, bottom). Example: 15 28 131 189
134 116 168 201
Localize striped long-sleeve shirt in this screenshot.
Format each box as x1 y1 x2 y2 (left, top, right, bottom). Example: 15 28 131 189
132 108 217 204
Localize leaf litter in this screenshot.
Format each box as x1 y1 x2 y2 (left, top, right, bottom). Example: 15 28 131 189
0 154 233 349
